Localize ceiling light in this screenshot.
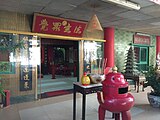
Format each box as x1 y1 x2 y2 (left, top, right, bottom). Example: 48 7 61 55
101 0 141 10
135 32 150 37
149 0 160 5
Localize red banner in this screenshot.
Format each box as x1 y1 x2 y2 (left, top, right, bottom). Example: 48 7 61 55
32 13 87 37
133 35 150 45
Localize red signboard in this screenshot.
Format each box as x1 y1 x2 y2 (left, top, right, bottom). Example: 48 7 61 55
32 13 87 37
133 35 150 45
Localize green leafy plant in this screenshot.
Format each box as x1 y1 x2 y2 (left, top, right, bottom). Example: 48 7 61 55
0 77 5 97
0 38 25 52
144 65 160 96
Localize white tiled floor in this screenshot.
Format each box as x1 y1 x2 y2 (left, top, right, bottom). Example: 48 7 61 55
10 75 77 104
1 86 160 120
38 75 77 93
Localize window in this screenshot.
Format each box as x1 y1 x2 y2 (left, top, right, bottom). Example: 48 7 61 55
0 33 16 74
83 41 103 74
134 46 149 71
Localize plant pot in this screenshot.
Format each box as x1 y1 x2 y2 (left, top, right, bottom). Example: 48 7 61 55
147 92 160 108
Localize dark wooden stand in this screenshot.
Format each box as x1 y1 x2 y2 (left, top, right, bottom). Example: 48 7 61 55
124 75 146 93
73 82 102 120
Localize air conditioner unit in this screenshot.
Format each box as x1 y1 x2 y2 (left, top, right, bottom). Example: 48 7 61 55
101 0 141 10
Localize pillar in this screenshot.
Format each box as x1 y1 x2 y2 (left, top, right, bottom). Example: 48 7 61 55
104 27 115 67
51 64 55 79
156 36 160 58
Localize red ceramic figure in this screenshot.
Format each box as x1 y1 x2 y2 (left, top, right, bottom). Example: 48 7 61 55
97 66 134 120
81 72 90 86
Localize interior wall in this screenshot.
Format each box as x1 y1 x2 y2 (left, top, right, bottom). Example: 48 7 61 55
114 29 156 72
0 33 38 97
0 10 32 32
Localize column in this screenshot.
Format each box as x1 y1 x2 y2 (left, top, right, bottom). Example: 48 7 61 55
104 27 115 67
156 36 160 58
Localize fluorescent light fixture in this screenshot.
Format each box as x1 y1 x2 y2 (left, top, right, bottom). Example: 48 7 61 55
101 0 141 10
135 32 150 37
150 0 160 5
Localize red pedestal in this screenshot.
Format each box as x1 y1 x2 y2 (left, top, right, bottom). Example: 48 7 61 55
97 72 134 120
2 90 10 107
156 36 160 58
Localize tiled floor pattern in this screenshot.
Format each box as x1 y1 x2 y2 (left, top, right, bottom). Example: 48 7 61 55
18 94 145 120
2 87 158 120
38 75 77 93
10 75 77 104
1 85 160 120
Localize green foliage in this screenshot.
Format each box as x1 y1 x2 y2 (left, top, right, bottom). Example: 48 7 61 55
124 46 140 76
0 39 25 52
0 78 5 97
144 65 160 96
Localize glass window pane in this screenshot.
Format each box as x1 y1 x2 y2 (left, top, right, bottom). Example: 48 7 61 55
83 41 103 74
0 33 16 74
135 46 148 71
134 47 140 63
137 64 148 71
141 48 147 62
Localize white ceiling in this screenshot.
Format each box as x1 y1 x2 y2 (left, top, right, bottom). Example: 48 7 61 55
0 0 160 35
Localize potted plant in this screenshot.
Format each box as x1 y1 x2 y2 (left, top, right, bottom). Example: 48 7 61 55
0 77 5 108
143 65 160 107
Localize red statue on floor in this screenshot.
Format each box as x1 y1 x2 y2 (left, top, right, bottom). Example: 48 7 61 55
97 66 134 120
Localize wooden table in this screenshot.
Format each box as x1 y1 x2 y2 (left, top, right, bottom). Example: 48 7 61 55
73 82 102 120
124 75 146 93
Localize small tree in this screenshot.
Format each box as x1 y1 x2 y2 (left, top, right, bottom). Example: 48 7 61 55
124 46 139 77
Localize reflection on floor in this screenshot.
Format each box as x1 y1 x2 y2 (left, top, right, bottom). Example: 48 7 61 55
10 94 35 105
10 75 77 104
38 74 77 93
2 87 160 120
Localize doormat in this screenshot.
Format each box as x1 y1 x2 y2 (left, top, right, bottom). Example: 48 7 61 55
40 89 73 98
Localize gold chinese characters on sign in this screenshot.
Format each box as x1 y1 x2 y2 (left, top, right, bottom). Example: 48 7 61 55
39 19 83 35
20 65 32 91
33 13 87 37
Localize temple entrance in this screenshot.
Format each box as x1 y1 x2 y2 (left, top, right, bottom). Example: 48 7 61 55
38 38 78 98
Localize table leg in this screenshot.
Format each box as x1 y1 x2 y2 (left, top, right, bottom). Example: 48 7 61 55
134 81 136 91
137 80 139 93
73 89 76 120
142 81 144 91
115 113 120 120
82 94 86 120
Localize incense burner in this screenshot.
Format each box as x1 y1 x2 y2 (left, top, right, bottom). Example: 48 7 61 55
89 74 105 84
